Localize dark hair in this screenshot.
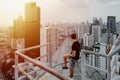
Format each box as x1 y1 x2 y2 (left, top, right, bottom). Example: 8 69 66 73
70 34 76 39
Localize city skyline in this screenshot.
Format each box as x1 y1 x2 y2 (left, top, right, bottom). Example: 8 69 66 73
0 1 120 80
0 0 120 27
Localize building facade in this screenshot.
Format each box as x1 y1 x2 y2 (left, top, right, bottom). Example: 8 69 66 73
83 33 93 47
10 16 24 50
24 2 40 58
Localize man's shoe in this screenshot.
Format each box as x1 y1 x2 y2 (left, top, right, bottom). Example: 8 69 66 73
62 66 68 69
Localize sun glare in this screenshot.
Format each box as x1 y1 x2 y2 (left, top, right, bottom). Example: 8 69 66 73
0 0 27 26
0 0 59 26
4 0 19 11
5 0 18 9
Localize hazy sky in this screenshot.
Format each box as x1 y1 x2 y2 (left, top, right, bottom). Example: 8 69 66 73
0 0 120 27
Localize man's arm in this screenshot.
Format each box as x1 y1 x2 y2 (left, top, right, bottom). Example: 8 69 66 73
69 50 76 57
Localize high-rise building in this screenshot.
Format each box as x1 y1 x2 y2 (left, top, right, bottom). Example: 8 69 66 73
83 33 93 47
78 22 85 38
25 2 40 22
46 27 59 55
93 17 100 25
116 22 120 33
107 16 116 44
24 2 40 58
10 16 25 50
107 16 116 33
14 16 24 39
92 25 101 43
14 16 25 50
40 26 67 62
85 21 91 33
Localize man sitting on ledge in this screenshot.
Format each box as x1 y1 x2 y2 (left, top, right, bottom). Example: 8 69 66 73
62 33 81 78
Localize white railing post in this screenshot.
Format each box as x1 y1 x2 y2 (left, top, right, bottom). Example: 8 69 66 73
93 55 95 67
15 53 18 80
89 54 92 65
81 52 86 80
107 56 111 80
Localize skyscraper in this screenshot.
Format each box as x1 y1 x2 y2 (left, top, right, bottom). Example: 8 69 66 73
107 16 116 33
92 25 101 43
107 16 116 44
10 16 24 50
24 2 40 58
83 33 93 47
14 16 24 39
14 16 25 50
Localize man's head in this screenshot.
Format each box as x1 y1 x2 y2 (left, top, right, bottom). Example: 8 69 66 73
70 33 76 40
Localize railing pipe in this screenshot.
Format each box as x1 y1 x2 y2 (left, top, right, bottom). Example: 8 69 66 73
81 51 86 80
18 44 49 52
81 50 107 57
18 67 34 80
15 51 73 80
107 56 111 80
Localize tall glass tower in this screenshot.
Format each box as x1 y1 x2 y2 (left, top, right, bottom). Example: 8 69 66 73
24 2 40 58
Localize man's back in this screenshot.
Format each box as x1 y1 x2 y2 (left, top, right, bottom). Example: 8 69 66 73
71 41 80 60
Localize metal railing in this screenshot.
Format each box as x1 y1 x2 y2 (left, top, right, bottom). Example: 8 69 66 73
108 36 120 80
14 44 73 80
13 36 120 80
81 36 120 80
80 50 108 80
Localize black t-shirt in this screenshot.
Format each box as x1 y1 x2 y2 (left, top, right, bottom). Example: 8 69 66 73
71 41 81 60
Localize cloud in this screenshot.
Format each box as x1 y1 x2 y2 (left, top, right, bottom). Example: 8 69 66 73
95 0 119 3
93 0 120 6
42 0 120 23
60 0 94 8
60 0 120 7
